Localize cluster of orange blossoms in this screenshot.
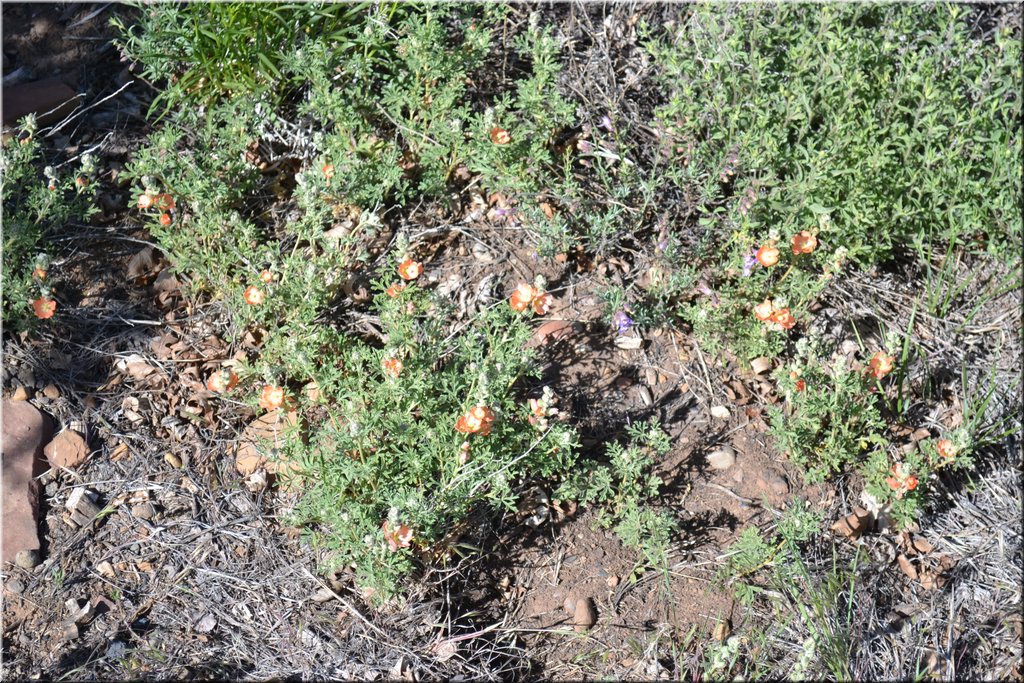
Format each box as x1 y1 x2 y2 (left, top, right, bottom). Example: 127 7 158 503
753 299 796 330
455 404 495 436
137 192 175 227
382 357 403 379
755 230 818 269
509 283 551 315
382 520 413 552
886 462 918 497
206 368 239 393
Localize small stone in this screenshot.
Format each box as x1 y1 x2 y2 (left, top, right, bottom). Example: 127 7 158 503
96 561 115 577
635 386 653 407
11 385 31 401
5 579 24 594
15 549 40 569
164 452 182 468
710 405 730 420
563 596 577 615
756 472 789 497
573 597 597 632
44 430 90 470
606 575 620 588
750 357 772 375
910 428 931 442
131 503 156 520
42 384 60 399
106 641 127 660
731 468 745 484
707 447 736 471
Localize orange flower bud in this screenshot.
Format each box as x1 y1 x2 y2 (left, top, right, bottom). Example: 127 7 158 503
322 163 335 179
385 282 406 298
137 193 154 210
260 269 274 283
794 379 806 392
159 212 172 226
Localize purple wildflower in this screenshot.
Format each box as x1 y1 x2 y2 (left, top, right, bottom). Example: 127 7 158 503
600 115 614 132
742 250 758 277
612 310 634 335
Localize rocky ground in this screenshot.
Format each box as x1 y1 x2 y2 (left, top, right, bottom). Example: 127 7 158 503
2 3 1021 680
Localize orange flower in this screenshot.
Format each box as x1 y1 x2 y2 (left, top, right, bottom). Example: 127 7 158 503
154 193 175 211
75 176 89 189
398 258 423 281
32 296 56 319
868 352 894 380
532 292 552 315
771 308 796 330
243 286 264 305
528 398 546 419
509 283 539 312
791 230 817 255
206 369 239 393
258 385 286 411
886 463 917 497
509 283 551 315
382 520 413 552
794 379 806 392
32 266 47 280
260 269 274 284
489 127 511 145
385 282 406 298
455 405 496 436
159 212 172 226
753 299 775 322
756 244 780 267
137 193 154 210
936 439 957 460
382 357 403 378
322 163 335 179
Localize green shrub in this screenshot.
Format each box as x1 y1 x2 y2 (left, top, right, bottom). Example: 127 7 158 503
556 419 676 573
1 117 98 331
646 3 1022 266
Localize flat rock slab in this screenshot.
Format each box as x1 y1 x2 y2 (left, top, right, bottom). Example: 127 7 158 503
2 77 81 127
44 429 89 470
2 400 53 564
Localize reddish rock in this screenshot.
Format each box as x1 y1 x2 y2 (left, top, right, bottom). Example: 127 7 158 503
2 400 53 564
44 429 90 470
2 77 82 127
